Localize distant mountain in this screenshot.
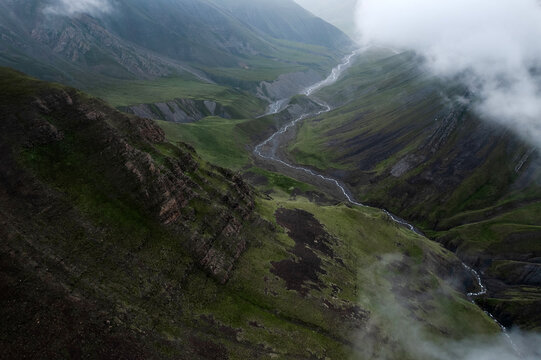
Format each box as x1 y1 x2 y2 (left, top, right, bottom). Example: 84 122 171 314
0 0 352 89
294 0 358 38
214 0 351 48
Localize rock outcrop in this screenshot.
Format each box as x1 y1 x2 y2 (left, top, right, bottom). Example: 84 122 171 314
257 70 322 101
0 68 255 284
121 98 232 123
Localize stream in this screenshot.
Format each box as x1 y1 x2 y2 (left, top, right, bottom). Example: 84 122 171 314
254 49 522 355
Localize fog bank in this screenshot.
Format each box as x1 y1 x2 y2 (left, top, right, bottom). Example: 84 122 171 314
355 0 541 149
295 0 358 38
355 254 541 360
45 0 112 16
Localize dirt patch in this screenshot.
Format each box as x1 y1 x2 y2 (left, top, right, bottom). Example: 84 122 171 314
242 172 269 187
271 244 326 296
271 208 337 296
275 208 335 257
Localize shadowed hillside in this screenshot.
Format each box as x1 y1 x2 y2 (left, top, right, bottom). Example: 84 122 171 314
0 68 501 359
287 50 541 330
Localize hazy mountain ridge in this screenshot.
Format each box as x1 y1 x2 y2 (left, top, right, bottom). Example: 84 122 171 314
213 0 351 49
294 0 358 38
0 0 351 89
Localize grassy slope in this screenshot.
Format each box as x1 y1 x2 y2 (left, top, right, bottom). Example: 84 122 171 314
0 68 501 359
199 39 340 85
286 50 541 329
162 190 501 359
157 117 253 170
233 195 500 359
289 51 441 172
88 76 267 118
148 50 541 331
155 94 305 171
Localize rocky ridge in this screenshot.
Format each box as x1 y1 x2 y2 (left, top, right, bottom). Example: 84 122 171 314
0 68 256 283
121 98 232 123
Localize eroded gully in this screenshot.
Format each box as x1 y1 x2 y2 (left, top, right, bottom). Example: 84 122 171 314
253 49 521 355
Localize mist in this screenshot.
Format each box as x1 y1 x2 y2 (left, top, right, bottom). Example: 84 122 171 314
294 0 358 38
45 0 112 16
355 254 541 360
355 0 541 149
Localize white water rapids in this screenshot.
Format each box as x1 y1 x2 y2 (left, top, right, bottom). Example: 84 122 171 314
253 49 522 356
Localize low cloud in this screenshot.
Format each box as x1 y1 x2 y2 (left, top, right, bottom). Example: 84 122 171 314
354 254 541 360
45 0 112 16
355 0 541 149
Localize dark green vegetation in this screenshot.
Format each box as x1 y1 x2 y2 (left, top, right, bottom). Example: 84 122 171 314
158 117 253 170
287 50 541 330
245 167 316 195
0 68 502 359
1 0 539 355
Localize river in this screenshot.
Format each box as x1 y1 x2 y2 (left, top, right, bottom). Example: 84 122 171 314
253 49 521 355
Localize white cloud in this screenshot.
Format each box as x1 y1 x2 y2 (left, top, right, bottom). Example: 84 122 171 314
294 0 359 37
45 0 112 16
354 254 541 360
355 0 541 149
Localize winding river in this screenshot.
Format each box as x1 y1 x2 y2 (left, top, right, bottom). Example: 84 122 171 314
255 49 422 234
254 49 521 355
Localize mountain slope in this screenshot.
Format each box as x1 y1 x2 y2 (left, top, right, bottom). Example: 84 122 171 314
294 0 358 38
0 68 501 359
213 0 351 49
286 50 541 330
0 0 351 89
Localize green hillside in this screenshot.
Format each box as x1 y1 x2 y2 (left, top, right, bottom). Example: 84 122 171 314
286 50 541 330
0 67 501 359
1 0 539 356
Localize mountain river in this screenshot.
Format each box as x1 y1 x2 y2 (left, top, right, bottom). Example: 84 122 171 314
253 49 522 355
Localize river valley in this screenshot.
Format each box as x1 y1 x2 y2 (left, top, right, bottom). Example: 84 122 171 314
253 49 522 356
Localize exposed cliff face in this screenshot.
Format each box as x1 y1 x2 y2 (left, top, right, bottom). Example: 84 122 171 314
0 67 255 284
121 98 232 124
0 68 274 357
28 13 194 80
257 69 322 101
